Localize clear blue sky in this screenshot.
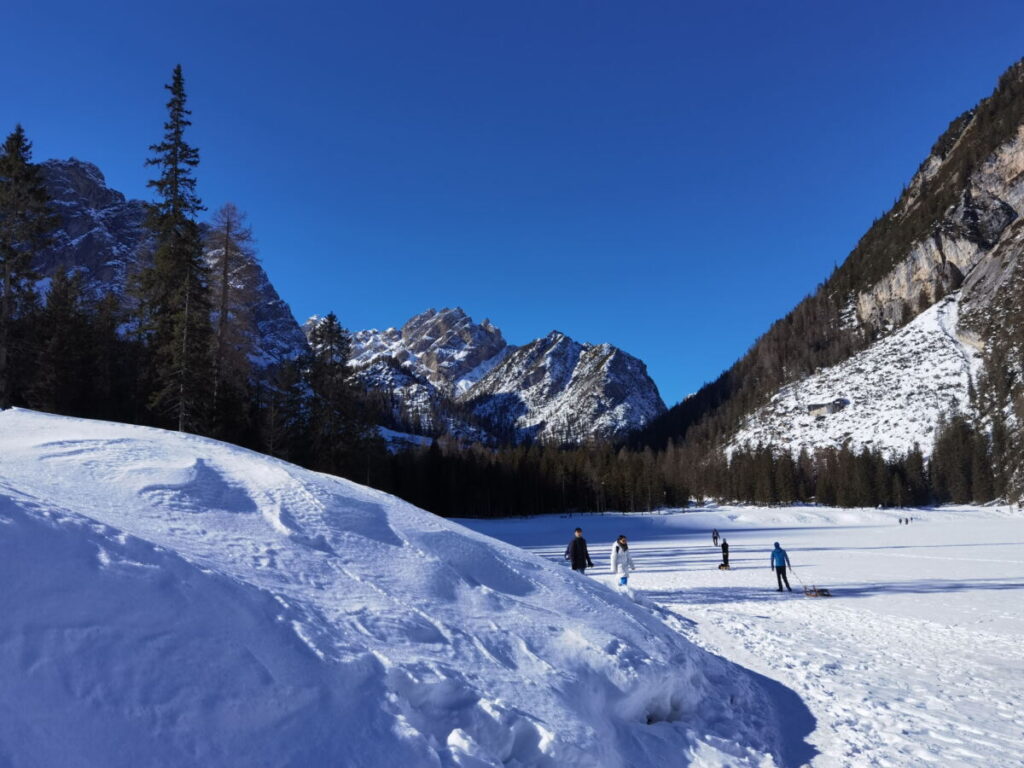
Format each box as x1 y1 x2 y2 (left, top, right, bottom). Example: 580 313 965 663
3 2 1023 404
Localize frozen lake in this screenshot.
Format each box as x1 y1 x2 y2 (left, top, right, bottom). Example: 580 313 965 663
460 504 1024 767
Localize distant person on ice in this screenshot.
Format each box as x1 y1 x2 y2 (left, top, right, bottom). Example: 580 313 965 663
712 528 720 546
770 542 792 592
610 534 635 587
721 538 729 568
564 527 594 573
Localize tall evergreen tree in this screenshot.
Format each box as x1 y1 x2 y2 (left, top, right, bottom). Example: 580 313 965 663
0 125 56 408
136 65 212 432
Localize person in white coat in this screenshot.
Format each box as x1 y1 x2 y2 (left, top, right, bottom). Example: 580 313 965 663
610 534 635 586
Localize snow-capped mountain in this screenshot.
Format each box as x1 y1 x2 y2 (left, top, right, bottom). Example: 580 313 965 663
36 158 309 369
0 408 786 766
466 330 667 443
345 307 666 443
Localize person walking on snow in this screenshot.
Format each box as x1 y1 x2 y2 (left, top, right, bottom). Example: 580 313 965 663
721 538 729 568
610 534 635 587
564 527 595 573
770 542 792 592
712 528 720 546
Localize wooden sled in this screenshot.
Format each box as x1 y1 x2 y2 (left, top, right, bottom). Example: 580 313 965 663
803 585 832 597
717 564 731 570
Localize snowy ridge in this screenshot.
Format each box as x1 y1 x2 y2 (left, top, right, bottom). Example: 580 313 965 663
730 294 981 459
0 409 785 767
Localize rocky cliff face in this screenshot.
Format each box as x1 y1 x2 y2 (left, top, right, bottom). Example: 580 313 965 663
35 158 309 370
855 127 1021 331
38 159 149 292
348 308 665 444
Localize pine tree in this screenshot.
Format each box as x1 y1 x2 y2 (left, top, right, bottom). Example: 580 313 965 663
27 270 90 414
136 65 212 432
306 312 377 475
0 125 57 408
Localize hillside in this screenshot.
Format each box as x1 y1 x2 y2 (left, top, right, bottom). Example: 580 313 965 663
729 294 982 459
638 58 1024 497
0 408 786 767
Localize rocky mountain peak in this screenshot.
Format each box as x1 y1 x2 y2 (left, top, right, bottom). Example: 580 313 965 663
350 306 665 444
42 158 126 211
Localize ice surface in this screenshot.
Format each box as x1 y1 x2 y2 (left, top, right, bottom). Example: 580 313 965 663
462 503 1024 767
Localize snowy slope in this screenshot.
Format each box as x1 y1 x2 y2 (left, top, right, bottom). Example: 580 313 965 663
463 504 1024 768
730 294 981 458
0 409 788 767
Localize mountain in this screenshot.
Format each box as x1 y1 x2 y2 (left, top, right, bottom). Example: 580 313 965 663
0 408 787 766
639 59 1024 496
345 307 666 444
36 158 309 370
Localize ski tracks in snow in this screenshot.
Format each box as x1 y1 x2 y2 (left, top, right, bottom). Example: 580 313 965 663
667 597 1024 767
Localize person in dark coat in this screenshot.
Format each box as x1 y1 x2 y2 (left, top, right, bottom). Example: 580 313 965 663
564 527 594 573
770 541 792 592
721 538 729 567
712 528 720 546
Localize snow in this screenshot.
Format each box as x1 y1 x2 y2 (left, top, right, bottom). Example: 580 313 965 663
453 347 511 395
378 426 435 450
730 294 982 459
0 409 795 767
460 503 1024 767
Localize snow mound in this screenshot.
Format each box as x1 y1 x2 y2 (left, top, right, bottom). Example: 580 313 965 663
0 409 785 767
730 294 981 459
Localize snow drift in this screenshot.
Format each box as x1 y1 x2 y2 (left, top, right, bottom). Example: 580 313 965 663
0 409 785 767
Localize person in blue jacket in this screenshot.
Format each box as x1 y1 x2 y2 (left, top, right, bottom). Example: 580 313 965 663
770 542 792 592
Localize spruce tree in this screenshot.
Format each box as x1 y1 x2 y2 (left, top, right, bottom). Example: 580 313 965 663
306 312 377 475
0 125 56 408
137 65 212 432
28 269 90 414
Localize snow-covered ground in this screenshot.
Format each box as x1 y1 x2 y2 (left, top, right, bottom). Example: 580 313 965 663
1 409 799 767
730 294 983 459
461 504 1024 767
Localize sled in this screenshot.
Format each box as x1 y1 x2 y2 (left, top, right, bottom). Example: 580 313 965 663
803 585 832 597
717 564 731 570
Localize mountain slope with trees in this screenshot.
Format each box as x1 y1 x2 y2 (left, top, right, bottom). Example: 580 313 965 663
635 58 1024 503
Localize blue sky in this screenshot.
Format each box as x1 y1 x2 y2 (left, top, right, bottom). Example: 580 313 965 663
3 1 1024 404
